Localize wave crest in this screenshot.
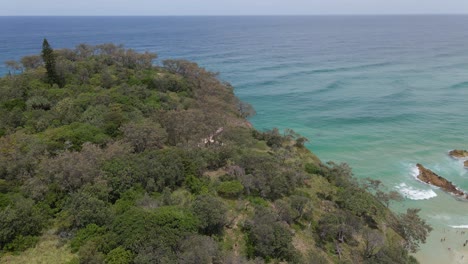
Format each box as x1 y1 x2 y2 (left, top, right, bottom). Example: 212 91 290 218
396 183 437 200
450 225 468 229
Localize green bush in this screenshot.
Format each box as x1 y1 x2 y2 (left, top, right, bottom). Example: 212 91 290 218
246 196 269 207
112 206 198 252
2 99 26 111
245 206 298 262
26 96 51 110
177 235 221 264
3 235 39 253
0 180 13 193
65 191 112 229
42 122 109 151
106 246 133 264
217 180 244 198
102 157 143 201
336 186 384 219
70 224 106 252
305 163 322 175
185 175 209 195
149 75 190 93
0 193 12 209
192 195 227 235
0 197 46 249
78 240 106 264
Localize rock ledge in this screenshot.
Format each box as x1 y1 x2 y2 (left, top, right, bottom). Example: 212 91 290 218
416 164 467 198
449 149 468 159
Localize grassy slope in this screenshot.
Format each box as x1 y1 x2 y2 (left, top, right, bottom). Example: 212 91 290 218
0 232 76 264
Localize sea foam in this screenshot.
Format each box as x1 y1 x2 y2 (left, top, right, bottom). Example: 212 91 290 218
396 183 437 200
450 225 468 229
410 165 420 178
409 164 429 185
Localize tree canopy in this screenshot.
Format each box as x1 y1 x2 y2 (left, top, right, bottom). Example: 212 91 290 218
0 41 429 263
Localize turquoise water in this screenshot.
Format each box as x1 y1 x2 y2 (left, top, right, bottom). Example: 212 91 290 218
2 16 468 262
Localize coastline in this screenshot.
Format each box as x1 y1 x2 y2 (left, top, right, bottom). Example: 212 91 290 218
405 189 468 264
415 227 468 264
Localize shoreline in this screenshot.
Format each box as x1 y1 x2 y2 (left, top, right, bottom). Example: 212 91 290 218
407 188 468 264
415 226 468 264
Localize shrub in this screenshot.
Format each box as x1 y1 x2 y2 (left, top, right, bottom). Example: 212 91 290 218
2 99 26 111
246 196 269 207
244 206 297 262
396 208 432 253
42 122 109 151
3 235 39 252
102 157 142 201
106 246 133 264
70 224 107 252
64 191 112 229
78 240 106 264
120 119 167 152
0 197 46 249
184 175 209 195
39 143 106 193
26 96 51 110
217 180 244 198
0 193 12 209
177 235 221 264
305 163 322 175
317 211 362 246
112 207 198 252
192 195 227 235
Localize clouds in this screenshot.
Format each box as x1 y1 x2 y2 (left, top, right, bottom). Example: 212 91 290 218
3 0 468 16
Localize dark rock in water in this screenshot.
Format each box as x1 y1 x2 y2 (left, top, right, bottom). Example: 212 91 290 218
416 164 467 198
464 160 468 168
449 149 468 158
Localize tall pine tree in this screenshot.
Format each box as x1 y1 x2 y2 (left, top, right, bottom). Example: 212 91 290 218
41 38 61 86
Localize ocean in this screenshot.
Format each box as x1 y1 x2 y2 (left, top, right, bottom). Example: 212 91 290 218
2 15 468 263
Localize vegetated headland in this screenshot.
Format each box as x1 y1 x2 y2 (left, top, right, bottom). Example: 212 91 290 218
0 41 431 263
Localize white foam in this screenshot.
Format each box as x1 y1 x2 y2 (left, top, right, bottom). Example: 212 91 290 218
410 165 420 179
448 150 468 161
409 164 440 186
450 225 468 229
396 183 438 200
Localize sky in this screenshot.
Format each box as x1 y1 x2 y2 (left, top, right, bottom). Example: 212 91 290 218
2 0 468 16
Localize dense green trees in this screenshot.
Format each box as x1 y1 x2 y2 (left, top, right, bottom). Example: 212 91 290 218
192 195 227 235
120 119 167 152
245 206 297 262
0 42 430 263
0 196 46 249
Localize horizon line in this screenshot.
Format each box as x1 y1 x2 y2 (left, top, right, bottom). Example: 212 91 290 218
2 13 468 17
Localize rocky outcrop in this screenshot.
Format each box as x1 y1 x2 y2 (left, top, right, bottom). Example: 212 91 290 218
449 149 468 159
416 164 467 198
465 160 468 168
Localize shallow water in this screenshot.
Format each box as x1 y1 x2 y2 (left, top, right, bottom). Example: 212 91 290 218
2 15 468 263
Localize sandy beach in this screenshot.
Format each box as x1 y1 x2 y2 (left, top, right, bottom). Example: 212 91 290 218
414 221 468 263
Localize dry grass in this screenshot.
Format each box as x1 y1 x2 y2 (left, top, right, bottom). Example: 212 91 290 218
203 168 226 180
0 232 77 264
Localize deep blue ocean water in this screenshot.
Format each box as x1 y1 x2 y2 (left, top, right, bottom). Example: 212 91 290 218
2 16 468 262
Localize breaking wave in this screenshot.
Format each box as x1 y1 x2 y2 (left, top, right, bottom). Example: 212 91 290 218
450 225 468 229
396 183 437 200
